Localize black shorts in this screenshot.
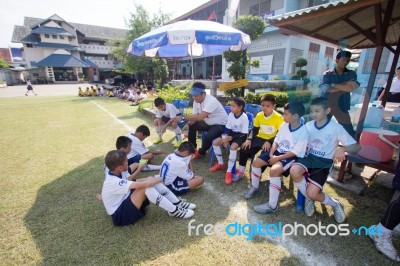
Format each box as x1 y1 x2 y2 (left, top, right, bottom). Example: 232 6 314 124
258 150 296 177
27 85 33 90
161 113 182 124
230 133 247 146
111 191 150 226
295 154 333 190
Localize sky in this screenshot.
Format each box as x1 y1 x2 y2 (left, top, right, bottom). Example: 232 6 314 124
0 0 210 48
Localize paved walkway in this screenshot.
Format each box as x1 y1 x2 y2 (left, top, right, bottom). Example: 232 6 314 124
0 83 95 98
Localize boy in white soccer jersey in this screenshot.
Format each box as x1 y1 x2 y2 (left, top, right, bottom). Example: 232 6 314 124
290 97 360 223
209 97 249 184
101 150 196 226
249 102 309 214
160 141 204 196
153 97 183 147
127 125 168 172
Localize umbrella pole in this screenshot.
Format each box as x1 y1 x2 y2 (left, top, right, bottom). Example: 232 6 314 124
190 44 194 80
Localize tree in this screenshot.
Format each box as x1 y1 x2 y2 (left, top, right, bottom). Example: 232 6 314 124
0 58 10 69
110 5 170 87
295 57 308 80
223 16 266 97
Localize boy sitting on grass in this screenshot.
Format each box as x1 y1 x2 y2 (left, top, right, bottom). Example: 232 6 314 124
153 97 183 147
160 141 204 196
248 102 309 214
101 150 196 226
290 97 360 223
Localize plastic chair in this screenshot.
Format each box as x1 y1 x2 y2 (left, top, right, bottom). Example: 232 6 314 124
245 104 261 117
173 99 190 115
246 112 254 131
224 106 231 114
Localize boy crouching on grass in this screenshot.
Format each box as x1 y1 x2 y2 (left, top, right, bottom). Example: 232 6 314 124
160 141 204 196
248 102 309 216
101 150 196 226
290 97 360 223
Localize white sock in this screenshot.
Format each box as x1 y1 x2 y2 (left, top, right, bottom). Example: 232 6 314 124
295 177 308 199
145 187 176 212
174 127 182 141
269 177 281 209
251 167 262 188
227 150 237 173
322 193 339 206
239 165 245 172
377 223 392 236
155 126 163 139
143 164 161 171
213 145 224 164
153 183 179 204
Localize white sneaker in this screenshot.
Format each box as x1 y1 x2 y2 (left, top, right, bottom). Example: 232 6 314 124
369 228 400 261
244 186 259 200
168 207 194 218
332 202 346 223
175 199 196 210
304 198 315 217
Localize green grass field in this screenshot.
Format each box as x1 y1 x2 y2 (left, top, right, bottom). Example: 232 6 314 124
0 95 398 265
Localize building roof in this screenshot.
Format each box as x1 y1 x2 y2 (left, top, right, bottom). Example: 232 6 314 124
31 27 75 37
12 15 128 43
34 42 83 51
81 58 97 67
35 54 89 67
267 0 400 49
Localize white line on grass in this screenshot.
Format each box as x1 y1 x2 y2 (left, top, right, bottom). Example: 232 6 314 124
93 100 334 265
91 101 153 146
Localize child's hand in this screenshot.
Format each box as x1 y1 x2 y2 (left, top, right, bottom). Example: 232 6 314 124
242 140 251 149
268 156 279 165
262 142 271 151
333 147 346 162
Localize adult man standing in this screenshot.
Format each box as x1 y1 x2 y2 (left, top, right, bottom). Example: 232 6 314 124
320 50 360 137
185 82 228 159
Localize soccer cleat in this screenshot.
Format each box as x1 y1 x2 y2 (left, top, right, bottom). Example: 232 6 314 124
153 138 163 144
369 229 400 261
233 170 245 181
304 198 315 217
175 199 196 210
225 172 232 184
193 149 204 159
209 163 226 172
244 186 259 200
332 202 346 223
254 202 278 214
168 207 194 218
173 141 182 148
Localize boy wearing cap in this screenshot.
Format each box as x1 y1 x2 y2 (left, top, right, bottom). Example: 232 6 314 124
185 82 228 159
320 50 360 137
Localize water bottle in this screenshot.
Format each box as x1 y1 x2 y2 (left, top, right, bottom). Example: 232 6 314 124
364 104 384 128
296 190 305 212
391 106 400 123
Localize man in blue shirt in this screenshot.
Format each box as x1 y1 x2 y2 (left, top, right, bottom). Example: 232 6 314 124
320 50 360 137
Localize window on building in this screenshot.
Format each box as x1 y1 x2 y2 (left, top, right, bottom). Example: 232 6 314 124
44 34 50 38
308 42 320 59
26 44 33 48
362 48 391 74
249 1 272 16
325 47 334 61
60 36 64 39
52 35 57 39
68 37 73 41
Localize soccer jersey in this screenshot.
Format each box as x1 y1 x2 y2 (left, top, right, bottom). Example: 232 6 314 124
274 123 309 158
102 170 132 215
386 77 400 93
253 110 284 140
127 133 149 159
193 94 228 125
226 112 249 134
160 153 193 185
155 103 180 119
305 119 356 160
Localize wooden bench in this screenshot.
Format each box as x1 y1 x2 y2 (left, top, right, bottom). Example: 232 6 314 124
337 152 398 182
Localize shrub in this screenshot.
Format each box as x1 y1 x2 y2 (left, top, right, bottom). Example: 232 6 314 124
156 84 190 103
244 90 313 107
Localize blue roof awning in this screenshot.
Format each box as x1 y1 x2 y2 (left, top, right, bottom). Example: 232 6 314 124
35 54 89 67
81 58 97 67
31 27 74 37
34 42 83 51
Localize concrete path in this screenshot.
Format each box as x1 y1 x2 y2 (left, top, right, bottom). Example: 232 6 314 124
0 83 94 98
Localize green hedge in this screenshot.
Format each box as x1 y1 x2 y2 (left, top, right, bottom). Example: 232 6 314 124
244 90 312 107
156 84 190 103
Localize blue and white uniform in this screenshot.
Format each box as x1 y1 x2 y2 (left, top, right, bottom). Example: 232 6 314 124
127 133 149 165
160 152 193 195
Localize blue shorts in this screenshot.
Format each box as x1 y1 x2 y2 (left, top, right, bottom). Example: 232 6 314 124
295 154 333 190
166 177 190 196
111 190 150 226
128 155 141 166
161 113 182 124
258 151 296 177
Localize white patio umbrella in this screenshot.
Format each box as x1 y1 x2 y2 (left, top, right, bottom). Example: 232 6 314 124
126 20 251 80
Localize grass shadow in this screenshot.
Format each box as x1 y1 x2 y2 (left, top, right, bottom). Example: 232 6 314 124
24 156 232 265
